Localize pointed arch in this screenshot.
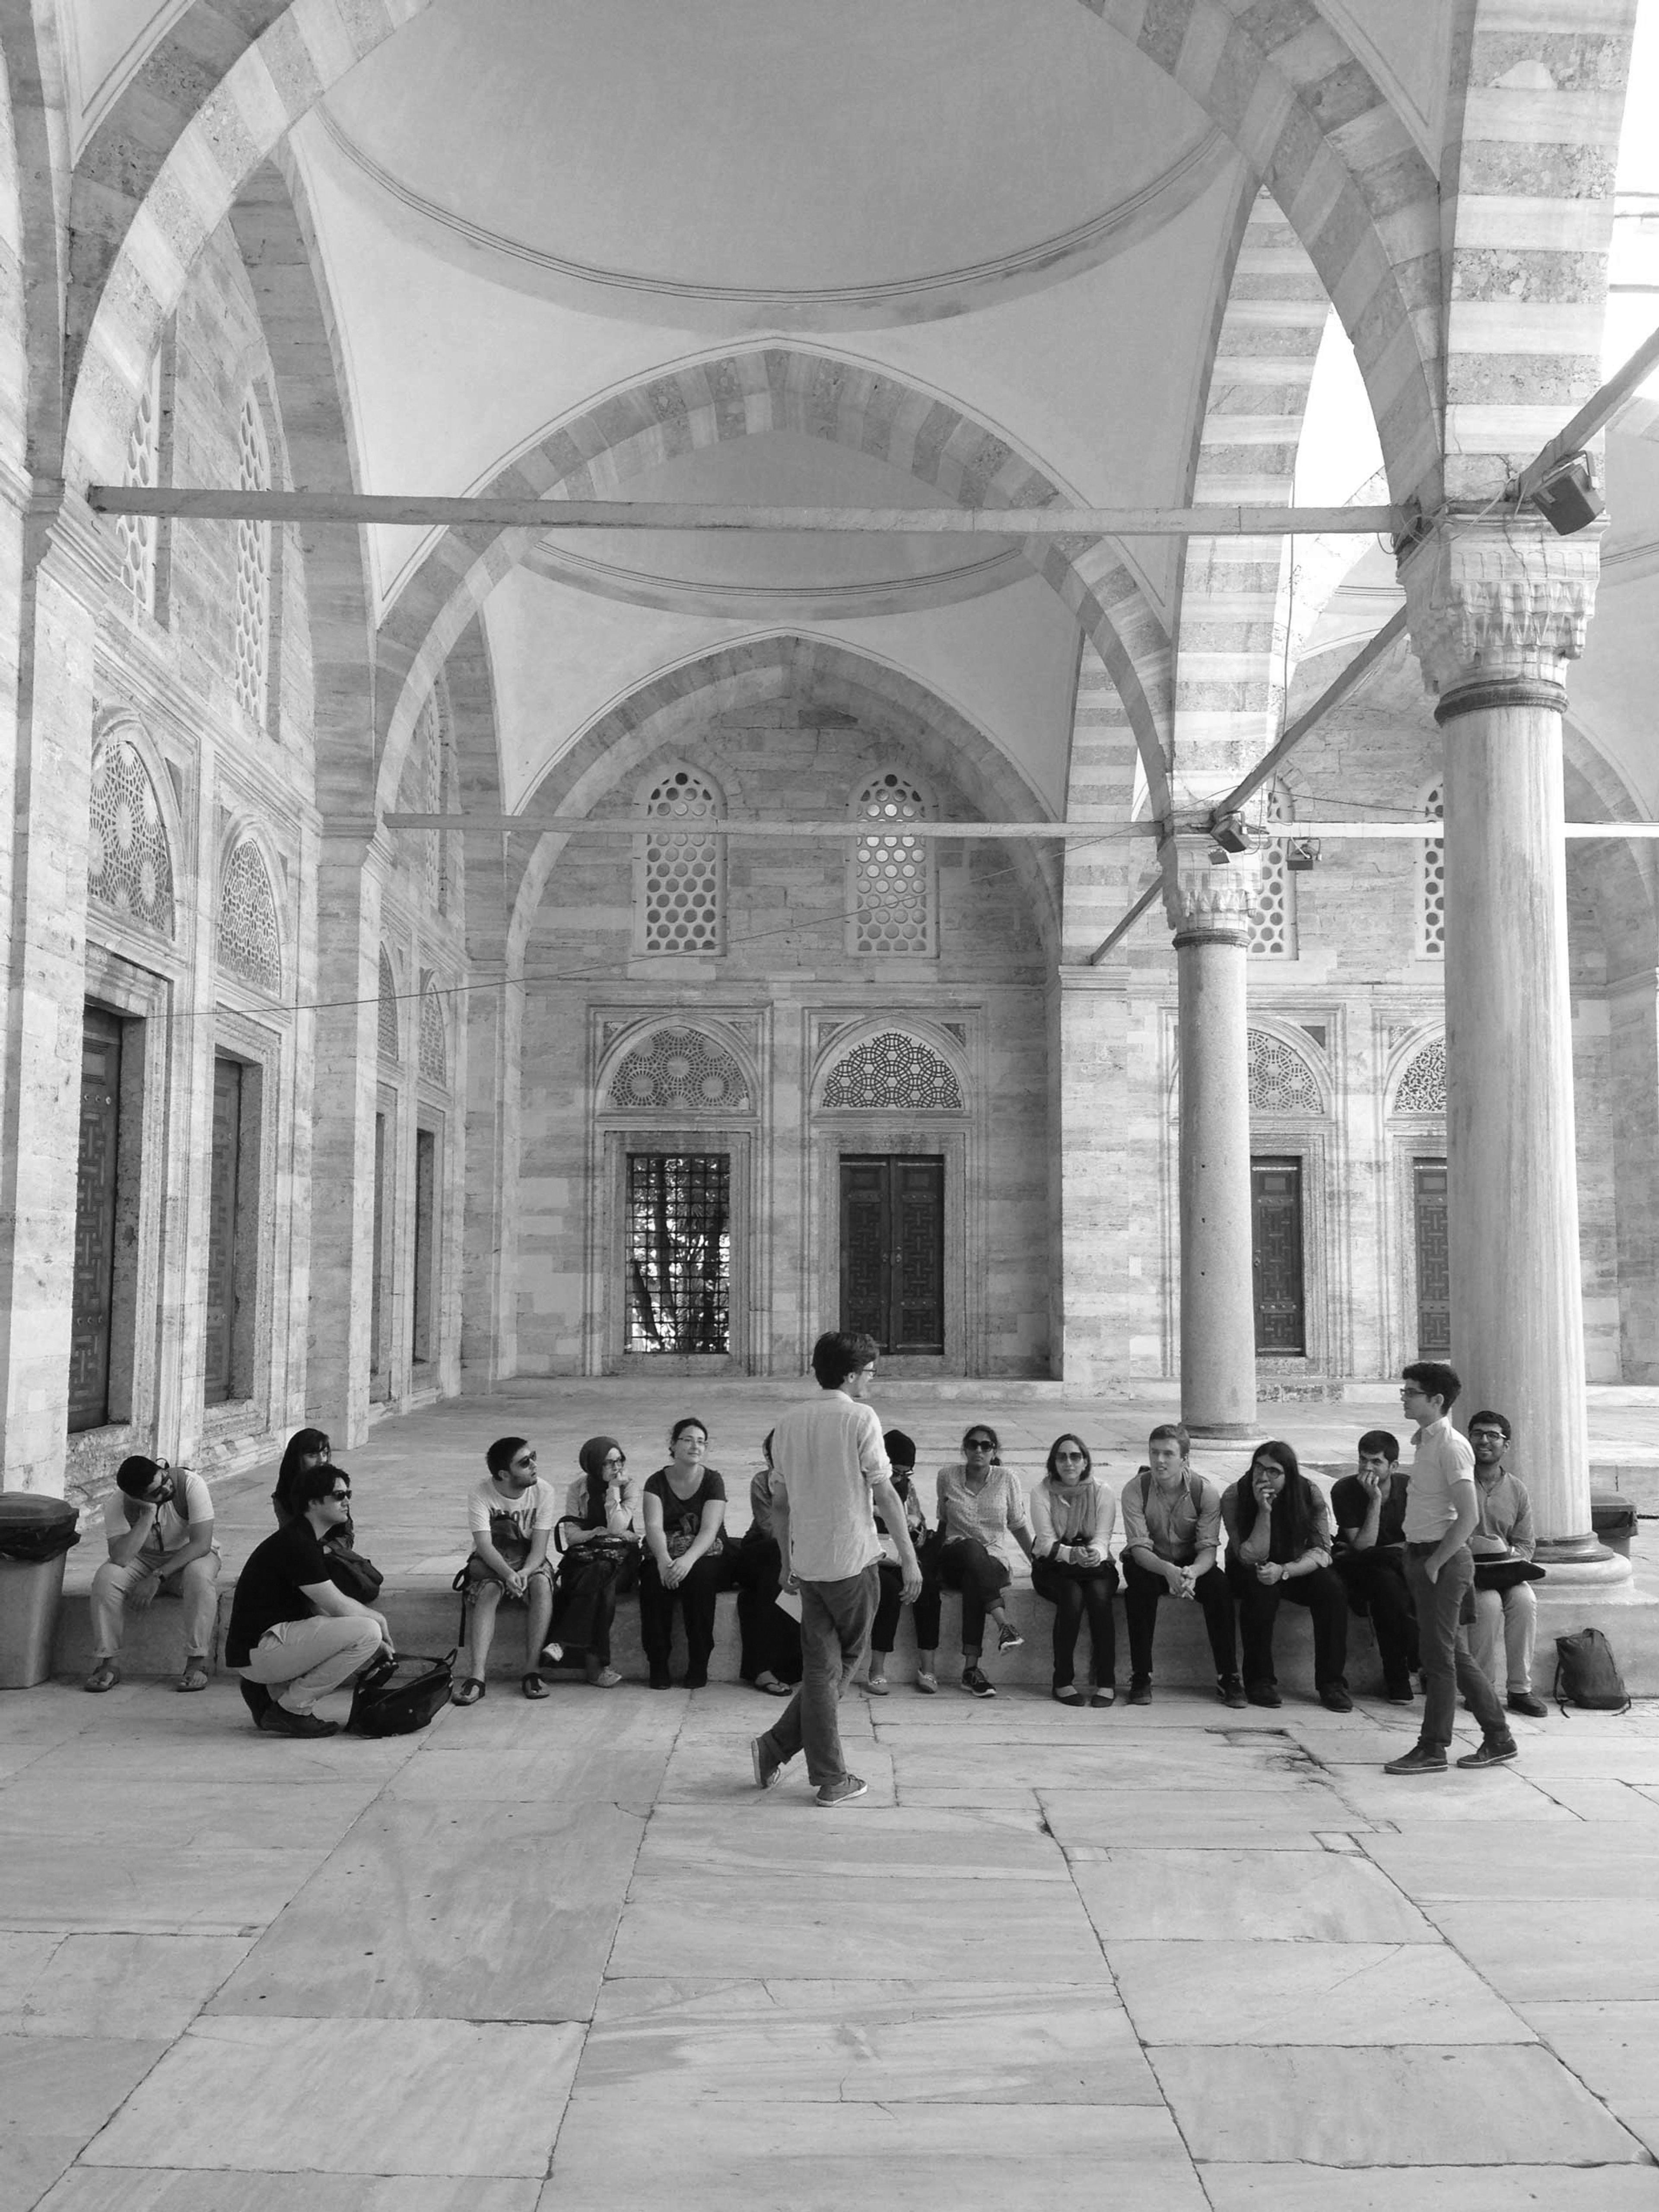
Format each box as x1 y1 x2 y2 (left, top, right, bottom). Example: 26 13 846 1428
87 710 178 941
216 833 283 994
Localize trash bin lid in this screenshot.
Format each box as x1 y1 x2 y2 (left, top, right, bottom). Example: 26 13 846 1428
0 1491 78 1530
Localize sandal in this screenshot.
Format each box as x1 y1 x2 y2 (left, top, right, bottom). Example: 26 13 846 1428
755 1673 792 1697
83 1663 120 1694
177 1663 210 1694
586 1666 623 1689
521 1672 549 1700
450 1677 485 1707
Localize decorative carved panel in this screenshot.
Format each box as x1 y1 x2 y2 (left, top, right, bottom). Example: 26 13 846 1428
378 950 400 1063
822 1031 963 1111
609 1026 750 1113
216 841 282 993
1395 1038 1447 1115
419 983 448 1085
89 735 175 938
1247 1030 1322 1116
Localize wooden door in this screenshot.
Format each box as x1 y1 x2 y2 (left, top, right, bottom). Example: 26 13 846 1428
839 1156 944 1355
1414 1159 1452 1357
70 1010 124 1432
370 1111 391 1399
412 1126 436 1366
1251 1157 1306 1355
203 1057 242 1406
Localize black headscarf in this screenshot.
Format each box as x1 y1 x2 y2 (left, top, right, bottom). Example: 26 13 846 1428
578 1435 624 1528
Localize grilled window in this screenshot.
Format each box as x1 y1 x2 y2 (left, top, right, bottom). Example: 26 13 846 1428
625 1152 731 1354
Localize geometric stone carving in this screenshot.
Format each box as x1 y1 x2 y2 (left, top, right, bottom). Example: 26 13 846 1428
641 766 721 952
852 769 931 953
1420 784 1444 958
378 949 400 1062
116 349 161 618
88 733 175 938
822 1030 963 1111
1248 783 1294 958
216 839 282 992
1394 1037 1447 1115
609 1025 750 1112
419 980 447 1085
1247 1029 1322 1115
233 391 271 728
1401 512 1601 697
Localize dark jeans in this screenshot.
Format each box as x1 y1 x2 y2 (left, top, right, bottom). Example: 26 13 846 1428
872 1556 942 1656
639 1549 728 1679
937 1538 1011 1650
759 1566 878 1789
1334 1548 1419 1689
735 1532 802 1685
1030 1556 1118 1688
1226 1558 1349 1692
1121 1554 1236 1680
550 1544 638 1666
1405 1543 1508 1751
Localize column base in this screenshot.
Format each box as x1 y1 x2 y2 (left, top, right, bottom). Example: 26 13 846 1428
1532 1545 1636 1593
1181 1420 1256 1441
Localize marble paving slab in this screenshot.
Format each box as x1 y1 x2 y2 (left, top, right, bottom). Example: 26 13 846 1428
381 1742 671 1808
0 2034 169 2212
577 1977 1163 2103
1363 1828 1659 1900
1035 1786 1360 1848
1198 2168 1659 2209
1109 1939 1529 2045
82 2017 584 2176
11 1728 423 1789
0 1777 386 1853
658 1737 897 1806
1426 1903 1659 2003
37 2177 543 2212
632 1800 1060 1880
1522 1999 1659 2151
0 1842 343 1937
887 1739 1320 1805
1548 1780 1659 1823
541 2096 1210 2211
1069 1849 1437 1942
1326 1769 1578 1824
0 1934 251 2037
1152 2045 1645 2164
209 1798 645 2022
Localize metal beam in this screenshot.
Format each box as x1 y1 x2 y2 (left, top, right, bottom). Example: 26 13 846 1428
1515 317 1659 500
385 814 1119 838
86 486 1402 538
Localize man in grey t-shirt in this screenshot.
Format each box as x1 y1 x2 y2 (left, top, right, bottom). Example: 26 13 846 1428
751 1331 920 1807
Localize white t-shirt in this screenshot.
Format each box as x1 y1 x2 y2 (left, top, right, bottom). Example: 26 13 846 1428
770 1390 888 1584
1403 1417 1476 1542
102 1470 213 1557
467 1476 558 1542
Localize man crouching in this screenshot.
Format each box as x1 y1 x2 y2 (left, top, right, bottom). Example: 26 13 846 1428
225 1465 390 1736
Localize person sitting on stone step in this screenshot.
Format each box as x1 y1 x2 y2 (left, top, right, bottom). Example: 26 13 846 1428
451 1436 559 1704
863 1428 943 1696
226 1465 389 1737
735 1430 801 1698
1467 1409 1548 1719
934 1424 1035 1698
1118 1424 1242 1707
85 1456 221 1695
1028 1433 1119 1708
1221 1440 1352 1713
1330 1428 1419 1704
545 1434 640 1689
639 1416 731 1689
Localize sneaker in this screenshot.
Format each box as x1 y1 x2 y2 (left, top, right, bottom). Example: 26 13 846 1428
1383 1742 1448 1776
1217 1673 1248 1711
238 1679 273 1723
1456 1736 1519 1770
914 1672 938 1695
1382 1680 1416 1705
1246 1680 1283 1709
997 1622 1024 1653
750 1736 783 1790
961 1666 997 1699
1507 1690 1548 1719
1319 1685 1354 1714
1127 1676 1152 1706
257 1705 340 1739
816 1773 868 1808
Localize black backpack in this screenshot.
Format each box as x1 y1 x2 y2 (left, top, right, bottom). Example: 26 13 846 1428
346 1649 456 1736
1552 1626 1630 1717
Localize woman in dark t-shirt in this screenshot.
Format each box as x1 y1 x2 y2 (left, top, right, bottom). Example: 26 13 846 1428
639 1416 728 1689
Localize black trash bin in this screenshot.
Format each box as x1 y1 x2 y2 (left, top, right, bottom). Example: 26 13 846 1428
0 1492 81 1688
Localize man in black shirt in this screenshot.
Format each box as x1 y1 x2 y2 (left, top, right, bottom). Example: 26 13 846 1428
1331 1429 1418 1704
226 1466 390 1736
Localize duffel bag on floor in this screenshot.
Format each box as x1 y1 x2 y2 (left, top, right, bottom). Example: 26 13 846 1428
347 1649 456 1736
1552 1626 1630 1717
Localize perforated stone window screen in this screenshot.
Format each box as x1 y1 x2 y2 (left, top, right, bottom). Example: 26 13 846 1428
852 771 932 954
608 1026 750 1112
1247 1029 1322 1115
1394 1037 1446 1115
419 984 448 1085
417 697 445 911
822 1031 963 1111
1248 783 1296 959
216 840 282 993
378 950 400 1063
641 769 721 952
1421 784 1444 958
116 350 161 618
89 735 175 938
233 393 271 729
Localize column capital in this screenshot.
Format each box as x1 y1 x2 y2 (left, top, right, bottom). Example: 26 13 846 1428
1166 832 1252 946
1400 511 1603 703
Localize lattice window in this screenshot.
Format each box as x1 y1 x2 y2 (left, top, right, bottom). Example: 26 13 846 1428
233 392 272 728
88 734 175 937
378 950 400 1063
416 695 444 911
1395 1037 1447 1115
216 841 281 992
116 349 161 618
1248 783 1296 959
1420 783 1444 958
608 1026 750 1112
852 771 933 954
1247 1029 1322 1115
822 1031 963 1111
640 768 721 952
625 1152 731 1353
419 981 447 1085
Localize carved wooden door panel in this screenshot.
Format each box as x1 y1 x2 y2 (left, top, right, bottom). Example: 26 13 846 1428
203 1057 241 1406
838 1156 944 1355
1251 1157 1306 1355
1414 1159 1452 1357
69 1010 124 1432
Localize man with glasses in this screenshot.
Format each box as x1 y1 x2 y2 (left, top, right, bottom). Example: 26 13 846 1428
1467 1410 1548 1719
85 1456 220 1694
226 1466 391 1736
1382 1362 1517 1776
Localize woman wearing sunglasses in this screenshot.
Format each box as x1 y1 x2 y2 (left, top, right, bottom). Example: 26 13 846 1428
935 1425 1035 1698
1030 1434 1119 1707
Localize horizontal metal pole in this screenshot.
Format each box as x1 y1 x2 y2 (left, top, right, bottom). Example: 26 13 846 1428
89 486 1402 538
1515 317 1659 501
1249 821 1659 839
386 814 1108 838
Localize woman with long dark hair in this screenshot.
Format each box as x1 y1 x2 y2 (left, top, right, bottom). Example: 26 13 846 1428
934 1424 1035 1699
735 1430 801 1697
547 1436 640 1688
1029 1434 1118 1707
1221 1440 1351 1712
639 1416 728 1688
271 1429 332 1526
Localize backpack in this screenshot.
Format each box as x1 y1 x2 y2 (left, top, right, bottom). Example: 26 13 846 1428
1552 1626 1630 1717
346 1648 456 1736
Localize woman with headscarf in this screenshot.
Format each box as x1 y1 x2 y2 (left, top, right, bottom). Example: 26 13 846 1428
545 1436 640 1688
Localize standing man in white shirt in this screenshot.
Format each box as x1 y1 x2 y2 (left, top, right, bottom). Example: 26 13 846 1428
1383 1362 1518 1776
750 1331 921 1808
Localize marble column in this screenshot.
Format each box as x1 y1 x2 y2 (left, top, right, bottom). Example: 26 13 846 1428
1170 847 1256 1437
1402 514 1624 1580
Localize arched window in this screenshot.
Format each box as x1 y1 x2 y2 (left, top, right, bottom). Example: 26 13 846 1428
1247 1029 1322 1115
822 1031 963 1111
414 694 447 913
1420 783 1444 958
1248 781 1296 959
378 949 400 1063
233 391 272 729
216 840 282 993
116 349 162 619
607 1025 750 1112
419 978 448 1085
639 765 722 954
88 732 175 938
851 770 934 955
1394 1036 1447 1115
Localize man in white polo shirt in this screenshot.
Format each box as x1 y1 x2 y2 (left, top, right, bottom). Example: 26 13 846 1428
750 1330 920 1808
1383 1361 1517 1777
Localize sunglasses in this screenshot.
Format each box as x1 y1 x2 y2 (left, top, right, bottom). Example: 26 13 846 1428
966 1438 995 1451
326 1487 353 1502
1055 1451 1086 1463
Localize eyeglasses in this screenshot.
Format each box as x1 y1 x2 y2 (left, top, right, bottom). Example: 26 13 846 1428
1469 1430 1506 1444
1054 1450 1086 1462
602 1453 625 1467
